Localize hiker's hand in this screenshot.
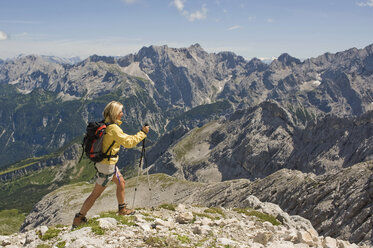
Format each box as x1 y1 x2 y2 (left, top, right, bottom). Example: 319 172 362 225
142 125 150 134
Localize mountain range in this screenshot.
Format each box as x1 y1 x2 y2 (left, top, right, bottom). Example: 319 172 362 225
1 43 373 245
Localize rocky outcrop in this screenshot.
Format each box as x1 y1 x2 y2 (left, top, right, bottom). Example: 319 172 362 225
20 161 373 246
246 162 373 246
9 198 364 247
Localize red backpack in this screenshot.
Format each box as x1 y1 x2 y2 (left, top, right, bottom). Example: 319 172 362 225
79 121 118 163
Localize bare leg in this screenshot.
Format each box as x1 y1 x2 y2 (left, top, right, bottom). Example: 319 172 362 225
79 183 106 215
112 171 125 205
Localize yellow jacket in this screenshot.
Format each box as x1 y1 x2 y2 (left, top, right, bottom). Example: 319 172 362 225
101 119 147 165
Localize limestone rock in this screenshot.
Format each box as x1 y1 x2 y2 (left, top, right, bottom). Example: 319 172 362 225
5 203 367 248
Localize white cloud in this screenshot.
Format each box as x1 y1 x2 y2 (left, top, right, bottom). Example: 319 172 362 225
172 0 207 21
0 31 8 40
357 0 373 7
227 25 242 31
173 0 184 11
187 6 207 21
267 18 274 23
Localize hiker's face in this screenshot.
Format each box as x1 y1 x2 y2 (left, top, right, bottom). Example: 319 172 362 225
117 108 123 120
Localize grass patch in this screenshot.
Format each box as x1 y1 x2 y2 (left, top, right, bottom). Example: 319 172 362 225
99 211 136 226
56 241 66 248
177 234 191 244
192 212 220 221
40 227 62 241
234 208 281 226
158 203 176 211
204 207 226 218
144 236 167 247
144 217 155 222
75 218 105 235
0 209 26 235
36 244 51 248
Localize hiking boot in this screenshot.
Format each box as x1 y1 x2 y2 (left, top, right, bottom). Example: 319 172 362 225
118 204 135 215
72 213 87 229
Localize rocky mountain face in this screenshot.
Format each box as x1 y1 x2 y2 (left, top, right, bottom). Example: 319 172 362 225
1 43 373 169
149 101 373 181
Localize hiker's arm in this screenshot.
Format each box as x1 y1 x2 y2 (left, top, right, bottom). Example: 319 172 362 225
112 125 147 148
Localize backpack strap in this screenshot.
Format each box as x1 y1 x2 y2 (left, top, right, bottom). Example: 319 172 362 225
104 140 117 161
102 122 119 161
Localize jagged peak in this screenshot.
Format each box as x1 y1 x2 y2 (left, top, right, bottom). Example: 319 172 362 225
188 43 203 51
246 57 268 72
217 50 237 57
277 53 302 65
135 45 170 61
86 54 116 64
248 57 267 67
248 57 263 63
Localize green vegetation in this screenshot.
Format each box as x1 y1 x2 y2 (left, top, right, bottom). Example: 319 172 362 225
99 211 136 226
204 207 226 218
0 84 87 168
0 155 97 213
56 241 66 248
159 203 176 211
39 227 62 241
177 234 191 244
144 236 167 247
173 120 218 162
233 208 281 226
65 157 97 184
36 244 51 248
75 218 105 235
192 212 220 221
0 209 26 235
0 167 59 212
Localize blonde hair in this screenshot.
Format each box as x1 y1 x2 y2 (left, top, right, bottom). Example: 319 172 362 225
103 101 123 123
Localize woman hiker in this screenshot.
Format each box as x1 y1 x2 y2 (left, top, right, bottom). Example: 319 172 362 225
73 101 150 228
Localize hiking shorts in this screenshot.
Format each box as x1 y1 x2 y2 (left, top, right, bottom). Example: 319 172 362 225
95 163 121 187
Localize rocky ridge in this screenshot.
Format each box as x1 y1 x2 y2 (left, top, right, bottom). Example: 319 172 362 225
2 198 366 248
19 160 373 246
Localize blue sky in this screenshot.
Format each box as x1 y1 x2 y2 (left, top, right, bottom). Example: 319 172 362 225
0 0 372 61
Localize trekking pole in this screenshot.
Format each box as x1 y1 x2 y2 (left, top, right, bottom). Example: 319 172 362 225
131 124 150 209
142 138 152 194
142 138 154 210
131 143 144 210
